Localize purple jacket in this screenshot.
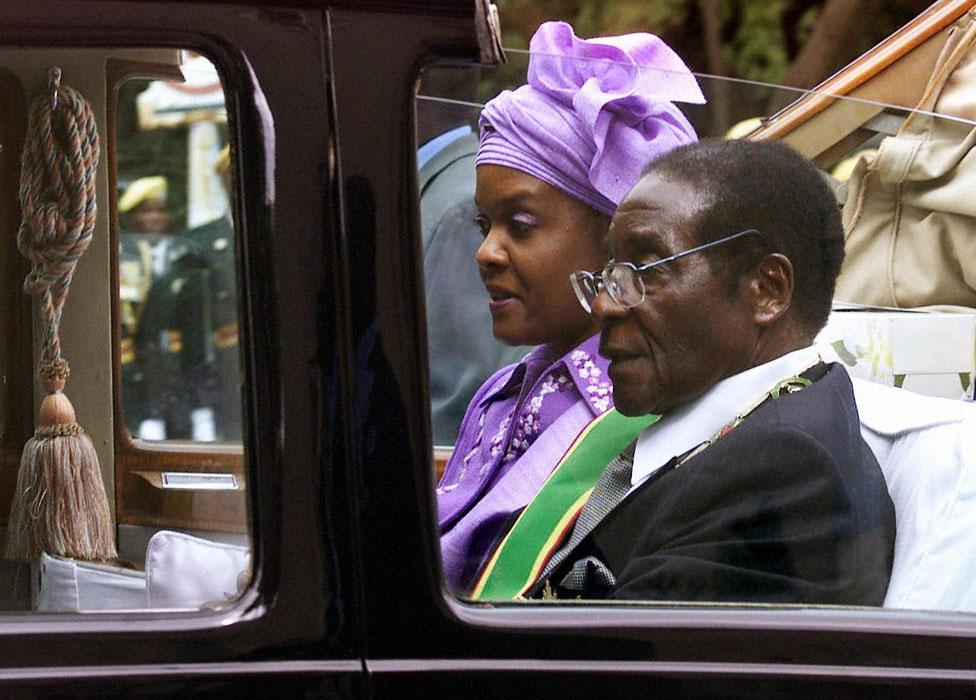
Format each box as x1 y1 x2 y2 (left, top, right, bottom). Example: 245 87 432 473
437 333 612 593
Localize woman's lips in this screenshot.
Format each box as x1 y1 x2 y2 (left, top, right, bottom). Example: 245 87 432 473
485 285 519 314
488 296 518 314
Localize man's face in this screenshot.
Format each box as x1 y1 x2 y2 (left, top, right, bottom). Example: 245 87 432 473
126 200 174 234
594 172 759 416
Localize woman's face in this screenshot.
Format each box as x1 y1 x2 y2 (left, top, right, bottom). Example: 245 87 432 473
474 164 610 355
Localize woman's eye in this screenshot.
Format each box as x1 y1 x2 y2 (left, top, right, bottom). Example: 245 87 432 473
508 214 537 238
475 215 491 237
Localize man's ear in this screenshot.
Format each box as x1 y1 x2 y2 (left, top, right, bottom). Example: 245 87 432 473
743 253 793 327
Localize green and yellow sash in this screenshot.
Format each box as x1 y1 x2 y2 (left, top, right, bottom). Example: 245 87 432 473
469 408 659 600
467 368 820 601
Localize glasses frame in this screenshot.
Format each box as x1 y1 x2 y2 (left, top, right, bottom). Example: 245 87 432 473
571 228 765 313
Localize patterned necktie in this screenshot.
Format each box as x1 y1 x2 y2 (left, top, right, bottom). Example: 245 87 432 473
534 445 637 588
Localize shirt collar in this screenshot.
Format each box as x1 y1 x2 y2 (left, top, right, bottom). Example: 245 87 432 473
478 334 612 416
563 333 613 416
480 344 551 405
631 345 820 488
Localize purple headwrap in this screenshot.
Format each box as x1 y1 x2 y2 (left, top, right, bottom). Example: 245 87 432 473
477 21 706 215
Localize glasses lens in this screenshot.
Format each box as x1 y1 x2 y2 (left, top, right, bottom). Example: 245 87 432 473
570 271 597 313
606 263 644 308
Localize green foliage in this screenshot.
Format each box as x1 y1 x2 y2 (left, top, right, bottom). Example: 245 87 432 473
723 2 789 84
796 4 820 46
494 0 927 87
583 0 690 36
478 0 930 132
497 0 690 42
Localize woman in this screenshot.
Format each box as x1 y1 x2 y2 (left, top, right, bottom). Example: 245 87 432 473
436 21 704 593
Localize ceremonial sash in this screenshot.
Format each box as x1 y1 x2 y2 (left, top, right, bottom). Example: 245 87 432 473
469 408 659 600
439 399 592 591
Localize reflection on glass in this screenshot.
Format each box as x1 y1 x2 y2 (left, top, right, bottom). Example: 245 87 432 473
421 42 976 614
116 54 241 444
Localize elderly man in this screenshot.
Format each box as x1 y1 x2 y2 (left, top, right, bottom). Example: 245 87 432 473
516 139 895 603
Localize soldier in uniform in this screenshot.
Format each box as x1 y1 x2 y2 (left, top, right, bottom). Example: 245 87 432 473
117 175 181 438
131 149 240 442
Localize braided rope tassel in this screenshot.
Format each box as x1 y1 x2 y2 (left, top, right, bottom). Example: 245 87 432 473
5 69 116 562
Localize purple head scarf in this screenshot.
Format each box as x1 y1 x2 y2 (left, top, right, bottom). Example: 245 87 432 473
477 21 706 215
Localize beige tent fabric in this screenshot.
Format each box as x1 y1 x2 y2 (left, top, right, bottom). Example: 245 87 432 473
836 11 976 310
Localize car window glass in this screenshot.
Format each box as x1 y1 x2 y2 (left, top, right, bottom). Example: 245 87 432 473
0 46 250 614
116 53 241 445
420 46 976 612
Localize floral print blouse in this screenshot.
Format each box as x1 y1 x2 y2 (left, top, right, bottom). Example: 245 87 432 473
437 333 613 592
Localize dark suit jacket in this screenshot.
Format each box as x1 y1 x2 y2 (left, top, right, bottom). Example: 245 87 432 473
536 363 896 605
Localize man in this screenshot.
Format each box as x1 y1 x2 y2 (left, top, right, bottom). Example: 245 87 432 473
119 175 175 236
528 139 895 604
133 149 240 442
117 175 180 437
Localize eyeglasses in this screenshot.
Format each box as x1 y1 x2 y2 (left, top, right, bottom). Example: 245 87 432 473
570 229 764 313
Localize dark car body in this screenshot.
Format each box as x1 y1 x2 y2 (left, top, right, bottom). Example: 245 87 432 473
0 0 974 697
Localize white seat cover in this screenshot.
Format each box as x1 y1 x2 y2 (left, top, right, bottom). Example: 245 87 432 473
146 530 250 609
36 553 147 612
852 378 976 611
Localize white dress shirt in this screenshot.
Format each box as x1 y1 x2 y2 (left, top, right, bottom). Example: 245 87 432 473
630 345 821 494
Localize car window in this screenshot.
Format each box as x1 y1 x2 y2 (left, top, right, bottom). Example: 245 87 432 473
0 46 249 614
115 53 240 445
419 39 976 612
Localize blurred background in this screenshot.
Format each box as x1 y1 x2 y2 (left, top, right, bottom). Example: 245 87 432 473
492 0 933 133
